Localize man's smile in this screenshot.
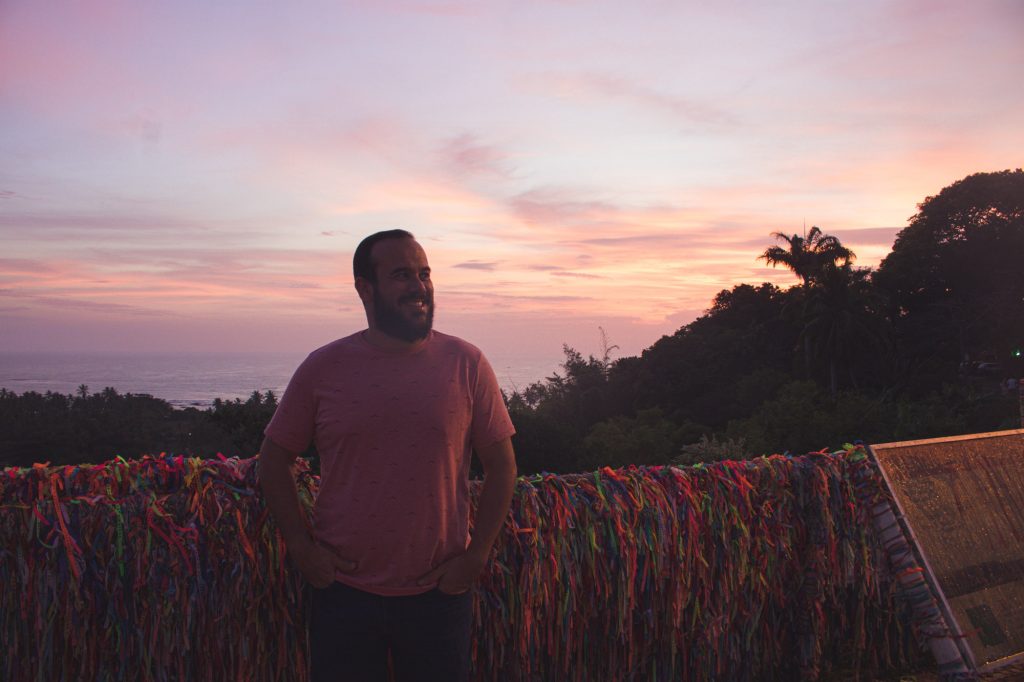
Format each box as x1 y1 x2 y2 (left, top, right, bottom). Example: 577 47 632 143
400 295 432 314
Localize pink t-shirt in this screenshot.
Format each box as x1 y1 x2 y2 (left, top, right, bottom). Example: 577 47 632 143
264 330 515 596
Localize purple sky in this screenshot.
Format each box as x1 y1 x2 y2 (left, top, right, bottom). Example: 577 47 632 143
2 0 1022 368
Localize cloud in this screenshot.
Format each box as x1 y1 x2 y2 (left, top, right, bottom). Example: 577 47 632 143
0 245 351 325
444 290 591 304
453 260 499 271
438 133 512 180
523 71 737 128
508 188 621 227
551 271 603 279
2 0 1016 357
504 186 760 253
0 258 56 275
197 114 418 185
0 211 218 235
580 234 683 248
437 183 839 326
363 0 479 17
578 73 738 127
0 289 170 318
119 111 162 144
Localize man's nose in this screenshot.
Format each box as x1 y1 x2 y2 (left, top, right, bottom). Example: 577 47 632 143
408 277 428 295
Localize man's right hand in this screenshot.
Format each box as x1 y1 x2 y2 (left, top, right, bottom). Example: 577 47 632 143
259 438 358 588
289 538 358 588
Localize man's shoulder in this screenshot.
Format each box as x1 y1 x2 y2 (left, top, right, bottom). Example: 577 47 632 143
301 332 366 366
429 330 485 360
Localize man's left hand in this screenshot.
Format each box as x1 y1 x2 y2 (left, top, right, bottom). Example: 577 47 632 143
416 551 486 595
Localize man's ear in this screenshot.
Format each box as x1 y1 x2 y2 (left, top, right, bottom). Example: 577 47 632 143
355 277 374 306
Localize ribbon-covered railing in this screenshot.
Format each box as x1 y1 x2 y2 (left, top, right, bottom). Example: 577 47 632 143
1 447 923 681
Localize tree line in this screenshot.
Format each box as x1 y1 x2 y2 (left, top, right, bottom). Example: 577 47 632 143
505 169 1024 474
1 170 1021 474
0 388 281 468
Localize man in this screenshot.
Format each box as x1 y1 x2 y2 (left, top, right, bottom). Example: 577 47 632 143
259 230 517 682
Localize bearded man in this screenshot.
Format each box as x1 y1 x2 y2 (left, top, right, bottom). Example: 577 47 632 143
259 229 517 682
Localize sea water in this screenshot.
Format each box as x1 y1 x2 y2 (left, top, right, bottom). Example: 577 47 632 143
0 351 561 409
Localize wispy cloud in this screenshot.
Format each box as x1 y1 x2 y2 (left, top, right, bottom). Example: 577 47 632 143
444 290 593 305
0 211 219 235
0 246 353 324
0 289 172 318
1 0 1017 360
551 271 603 279
438 133 512 180
574 73 738 128
579 234 685 248
508 188 621 228
117 111 162 145
363 0 480 17
453 260 499 271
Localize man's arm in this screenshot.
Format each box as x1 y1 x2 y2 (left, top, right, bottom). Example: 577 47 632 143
260 436 356 587
418 436 517 594
465 436 517 561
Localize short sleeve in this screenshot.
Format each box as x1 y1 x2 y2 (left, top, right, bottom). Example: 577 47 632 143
470 353 516 449
264 355 318 455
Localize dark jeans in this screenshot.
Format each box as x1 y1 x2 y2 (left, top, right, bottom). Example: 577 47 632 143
309 581 474 682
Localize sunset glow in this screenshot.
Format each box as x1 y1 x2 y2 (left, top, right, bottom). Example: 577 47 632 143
2 0 1021 366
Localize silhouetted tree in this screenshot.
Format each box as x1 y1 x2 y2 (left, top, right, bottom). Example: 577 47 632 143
0 388 279 467
761 226 857 377
634 283 800 426
875 169 1024 390
5 172 1020 473
801 264 891 396
760 225 856 287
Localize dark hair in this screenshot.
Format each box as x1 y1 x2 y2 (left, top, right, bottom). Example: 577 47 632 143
353 229 415 282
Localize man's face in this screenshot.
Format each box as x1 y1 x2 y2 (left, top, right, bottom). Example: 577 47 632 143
365 238 434 342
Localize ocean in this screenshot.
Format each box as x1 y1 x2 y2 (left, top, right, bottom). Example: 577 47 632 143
0 351 562 409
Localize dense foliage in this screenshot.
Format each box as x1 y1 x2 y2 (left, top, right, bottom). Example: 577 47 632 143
1 170 1022 473
0 388 278 468
506 170 1024 473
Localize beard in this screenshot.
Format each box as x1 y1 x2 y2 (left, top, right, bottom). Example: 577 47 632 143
373 290 434 342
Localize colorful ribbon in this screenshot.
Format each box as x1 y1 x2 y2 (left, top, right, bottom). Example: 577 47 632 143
1 447 924 681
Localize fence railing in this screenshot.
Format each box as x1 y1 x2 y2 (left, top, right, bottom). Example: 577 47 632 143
1 447 923 681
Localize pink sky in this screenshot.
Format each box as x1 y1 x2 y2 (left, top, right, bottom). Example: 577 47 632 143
1 0 1022 371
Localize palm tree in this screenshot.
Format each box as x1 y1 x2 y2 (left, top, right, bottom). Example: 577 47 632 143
761 226 857 382
801 264 890 396
760 226 855 288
